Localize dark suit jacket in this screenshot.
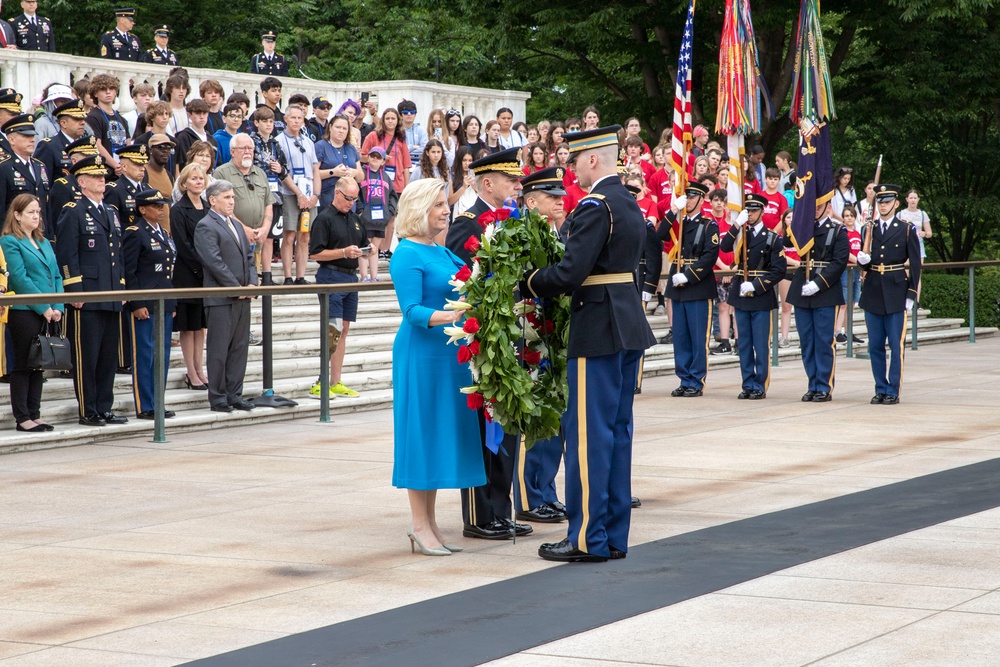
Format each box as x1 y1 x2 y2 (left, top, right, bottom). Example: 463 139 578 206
786 217 849 309
858 215 921 315
0 20 16 48
194 209 257 306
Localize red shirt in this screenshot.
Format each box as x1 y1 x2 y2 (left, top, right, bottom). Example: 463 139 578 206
744 178 760 197
847 228 861 261
522 165 546 176
760 190 788 230
563 182 587 214
637 195 657 222
648 168 673 218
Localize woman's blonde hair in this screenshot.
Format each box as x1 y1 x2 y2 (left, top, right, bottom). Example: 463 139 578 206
395 179 446 239
177 163 207 194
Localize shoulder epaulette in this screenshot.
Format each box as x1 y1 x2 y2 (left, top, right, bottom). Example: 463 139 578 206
63 201 76 208
583 193 606 201
55 177 68 185
103 30 114 35
457 211 475 219
125 225 138 231
41 137 52 143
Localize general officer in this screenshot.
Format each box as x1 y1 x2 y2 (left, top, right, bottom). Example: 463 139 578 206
11 1 56 51
55 155 129 426
0 115 51 238
522 126 656 563
33 99 87 184
514 166 568 525
0 88 25 158
786 197 849 402
123 188 177 420
142 24 178 66
720 193 785 399
100 8 141 61
250 31 288 76
856 184 921 404
47 135 97 227
658 181 719 397
446 146 532 541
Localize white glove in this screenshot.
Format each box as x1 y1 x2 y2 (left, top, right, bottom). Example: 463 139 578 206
801 281 820 297
906 298 914 311
642 291 654 302
740 281 755 296
857 251 871 265
672 195 687 212
672 273 688 286
734 209 749 228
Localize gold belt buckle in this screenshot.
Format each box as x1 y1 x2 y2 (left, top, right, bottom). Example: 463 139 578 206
876 264 886 274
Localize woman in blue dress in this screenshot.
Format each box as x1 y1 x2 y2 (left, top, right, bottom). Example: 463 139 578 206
390 179 486 556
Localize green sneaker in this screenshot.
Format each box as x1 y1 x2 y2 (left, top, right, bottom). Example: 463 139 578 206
309 381 323 397
331 382 360 397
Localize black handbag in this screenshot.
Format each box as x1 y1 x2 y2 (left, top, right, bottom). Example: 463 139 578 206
27 320 73 372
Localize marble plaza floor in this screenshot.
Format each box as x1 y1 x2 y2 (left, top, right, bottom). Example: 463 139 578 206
1 338 1000 666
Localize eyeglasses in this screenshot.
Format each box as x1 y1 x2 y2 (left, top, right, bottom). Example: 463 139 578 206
242 174 255 191
338 191 359 202
446 109 460 117
400 110 417 116
225 113 244 119
231 146 253 152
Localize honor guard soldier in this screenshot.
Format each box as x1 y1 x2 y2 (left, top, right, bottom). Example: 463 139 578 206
721 193 786 399
658 181 720 397
786 197 849 402
513 166 569 525
123 188 177 420
0 115 51 238
250 31 289 76
522 126 656 563
142 24 178 66
856 184 921 404
446 147 533 541
55 155 130 426
47 135 98 226
12 1 56 51
627 180 662 395
33 99 87 183
100 8 142 61
0 88 25 158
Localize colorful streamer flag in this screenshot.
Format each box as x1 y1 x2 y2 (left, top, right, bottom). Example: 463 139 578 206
670 0 696 197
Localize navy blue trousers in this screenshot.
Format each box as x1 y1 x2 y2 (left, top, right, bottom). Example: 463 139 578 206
130 312 173 415
672 299 712 391
794 305 838 393
514 432 563 511
865 310 907 397
735 308 773 392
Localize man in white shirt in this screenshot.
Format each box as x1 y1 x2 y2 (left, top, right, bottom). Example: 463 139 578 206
277 105 321 284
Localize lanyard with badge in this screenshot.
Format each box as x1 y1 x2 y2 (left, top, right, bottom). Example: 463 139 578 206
258 141 281 194
364 166 387 224
382 135 398 183
103 108 127 152
283 133 313 198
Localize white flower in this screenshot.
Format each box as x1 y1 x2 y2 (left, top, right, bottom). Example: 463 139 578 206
459 385 481 394
470 260 481 281
530 368 539 382
519 318 540 341
482 223 497 242
513 301 536 316
444 299 473 311
448 278 466 291
470 363 481 382
443 326 468 345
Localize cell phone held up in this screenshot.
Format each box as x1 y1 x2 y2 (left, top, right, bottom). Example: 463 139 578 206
360 91 369 104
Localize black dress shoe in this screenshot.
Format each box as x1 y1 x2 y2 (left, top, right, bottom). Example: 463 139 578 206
16 423 48 432
671 386 686 397
210 404 234 413
463 520 513 540
229 399 255 411
682 387 703 397
801 391 818 402
748 390 766 400
116 366 132 375
101 412 129 424
137 410 177 420
547 501 567 514
79 414 106 426
37 422 55 431
812 392 832 402
738 389 751 399
538 538 607 563
609 547 627 559
294 277 310 285
882 394 899 405
500 518 533 536
516 505 566 523
631 496 641 508
870 394 885 404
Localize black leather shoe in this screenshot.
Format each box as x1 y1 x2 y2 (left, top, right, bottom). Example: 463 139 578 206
671 386 686 397
658 331 673 345
631 496 642 508
748 390 766 400
463 520 513 540
16 423 48 432
79 414 106 426
738 390 751 399
882 395 899 405
682 387 703 397
870 394 885 404
538 539 607 563
801 391 818 402
116 366 132 375
210 404 234 413
101 412 129 424
500 518 533 536
609 546 627 559
229 399 255 411
137 410 177 420
812 392 832 402
547 501 567 514
516 505 566 523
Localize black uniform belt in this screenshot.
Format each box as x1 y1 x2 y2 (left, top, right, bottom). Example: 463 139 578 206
872 263 906 274
581 272 633 286
324 264 358 275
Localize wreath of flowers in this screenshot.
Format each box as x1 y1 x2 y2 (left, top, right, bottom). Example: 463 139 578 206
443 205 572 447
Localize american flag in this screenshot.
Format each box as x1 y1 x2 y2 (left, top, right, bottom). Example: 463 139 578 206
671 0 696 197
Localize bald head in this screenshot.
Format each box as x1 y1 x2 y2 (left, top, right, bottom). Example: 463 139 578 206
574 144 618 189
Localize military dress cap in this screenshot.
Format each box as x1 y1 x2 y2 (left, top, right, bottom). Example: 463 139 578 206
261 30 277 41
135 188 171 207
625 183 642 197
153 24 170 36
470 146 523 177
71 155 111 177
116 143 149 164
115 7 136 17
521 166 567 197
0 88 23 114
66 135 99 155
874 184 902 202
2 114 36 136
564 124 623 158
54 99 88 120
744 193 768 210
685 181 710 198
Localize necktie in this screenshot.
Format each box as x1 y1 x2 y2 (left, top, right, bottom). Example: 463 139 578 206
0 26 7 47
226 216 241 244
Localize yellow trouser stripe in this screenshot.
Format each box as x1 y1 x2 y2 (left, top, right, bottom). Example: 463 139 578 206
73 309 84 416
517 435 529 511
764 314 773 391
898 311 908 393
577 358 590 553
130 314 141 411
700 300 713 386
827 306 840 391
635 354 644 392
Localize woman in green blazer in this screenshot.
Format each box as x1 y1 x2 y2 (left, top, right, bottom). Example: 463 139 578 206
1 194 64 432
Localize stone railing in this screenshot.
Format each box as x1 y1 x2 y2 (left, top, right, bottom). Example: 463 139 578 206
0 49 530 121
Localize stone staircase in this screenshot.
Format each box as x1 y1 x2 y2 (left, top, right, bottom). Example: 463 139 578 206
0 266 994 453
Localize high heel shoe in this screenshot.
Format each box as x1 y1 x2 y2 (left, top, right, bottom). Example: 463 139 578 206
442 544 464 552
407 529 450 556
184 374 208 391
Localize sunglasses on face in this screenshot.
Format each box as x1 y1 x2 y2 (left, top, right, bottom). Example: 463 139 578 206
400 110 417 115
338 191 358 202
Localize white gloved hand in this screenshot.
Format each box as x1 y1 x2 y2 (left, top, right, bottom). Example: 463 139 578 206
856 251 871 265
734 209 749 228
905 298 914 311
672 273 688 287
801 281 820 297
740 281 755 296
642 291 654 302
672 195 687 212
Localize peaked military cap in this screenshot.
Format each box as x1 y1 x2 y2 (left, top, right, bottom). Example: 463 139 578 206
744 193 768 210
71 155 111 177
136 188 171 207
114 7 136 17
685 181 710 198
66 135 99 155
874 184 901 202
564 124 622 159
2 114 36 136
116 143 149 164
521 166 567 197
153 24 170 36
470 146 523 177
0 88 23 114
261 30 277 41
54 99 87 120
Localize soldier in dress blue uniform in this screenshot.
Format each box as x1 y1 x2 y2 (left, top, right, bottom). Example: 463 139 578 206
446 147 533 541
33 99 87 185
47 135 97 229
250 31 289 76
720 193 786 399
123 188 177 420
514 166 569 525
658 181 720 397
785 197 849 402
12 1 56 51
55 155 129 426
627 179 662 396
142 24 179 66
522 126 656 563
0 115 51 239
856 184 921 404
0 88 25 159
100 8 142 61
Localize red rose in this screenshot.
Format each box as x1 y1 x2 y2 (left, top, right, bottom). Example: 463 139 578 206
455 265 472 282
467 393 485 410
542 320 556 334
463 235 481 252
463 318 480 334
522 349 542 365
457 345 473 364
469 341 481 355
476 211 496 228
495 208 511 222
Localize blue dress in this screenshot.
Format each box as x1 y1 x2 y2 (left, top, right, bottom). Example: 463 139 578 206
390 239 487 490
